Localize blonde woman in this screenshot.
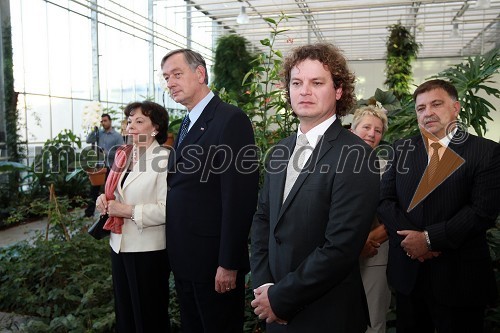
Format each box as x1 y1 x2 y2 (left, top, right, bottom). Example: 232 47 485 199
351 105 390 333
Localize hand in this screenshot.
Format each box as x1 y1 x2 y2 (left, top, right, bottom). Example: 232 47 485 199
106 200 133 218
369 224 388 244
96 194 108 215
251 285 287 324
398 230 429 259
416 251 441 262
360 239 380 258
215 266 237 293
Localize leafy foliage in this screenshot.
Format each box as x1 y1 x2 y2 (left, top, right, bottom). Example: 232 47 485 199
382 48 500 143
2 23 23 205
24 129 88 199
240 14 299 183
0 129 89 226
382 95 420 143
0 219 115 332
430 47 500 137
486 218 500 332
384 23 420 100
213 34 256 107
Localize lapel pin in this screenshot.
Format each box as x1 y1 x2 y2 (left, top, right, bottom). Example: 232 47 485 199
200 127 205 131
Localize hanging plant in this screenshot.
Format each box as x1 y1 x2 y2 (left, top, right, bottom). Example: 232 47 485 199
381 22 420 142
384 22 419 100
212 34 255 107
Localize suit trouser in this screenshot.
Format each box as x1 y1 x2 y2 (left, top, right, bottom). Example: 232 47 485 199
174 274 245 333
396 266 485 333
111 249 171 333
84 184 100 216
85 168 109 217
361 264 391 333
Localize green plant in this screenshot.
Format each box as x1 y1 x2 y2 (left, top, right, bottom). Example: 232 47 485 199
0 129 89 226
430 47 500 137
382 48 500 143
384 23 420 100
2 22 24 206
29 129 89 199
486 217 500 332
0 226 115 332
213 34 256 107
241 13 299 180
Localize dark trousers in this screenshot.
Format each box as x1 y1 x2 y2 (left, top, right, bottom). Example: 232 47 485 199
85 167 109 217
396 268 485 333
111 249 171 333
174 274 245 333
84 184 101 217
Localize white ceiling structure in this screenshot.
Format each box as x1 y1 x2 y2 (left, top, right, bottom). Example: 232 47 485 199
184 0 500 60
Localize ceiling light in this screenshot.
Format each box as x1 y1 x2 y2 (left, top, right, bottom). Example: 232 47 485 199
475 0 491 9
450 23 460 38
236 6 250 25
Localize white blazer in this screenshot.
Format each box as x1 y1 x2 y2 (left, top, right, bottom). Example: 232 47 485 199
109 141 169 253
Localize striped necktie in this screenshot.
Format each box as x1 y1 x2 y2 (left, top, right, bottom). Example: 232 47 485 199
427 142 442 183
177 115 191 148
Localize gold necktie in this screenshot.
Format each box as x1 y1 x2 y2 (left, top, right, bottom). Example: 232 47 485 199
427 142 442 183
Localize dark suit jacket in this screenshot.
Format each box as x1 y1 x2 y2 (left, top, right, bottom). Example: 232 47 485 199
251 119 380 333
167 94 259 282
378 131 500 307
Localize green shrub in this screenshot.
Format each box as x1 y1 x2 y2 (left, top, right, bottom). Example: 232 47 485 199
0 225 114 332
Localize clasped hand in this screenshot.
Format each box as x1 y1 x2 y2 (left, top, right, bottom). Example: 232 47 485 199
251 285 287 325
398 230 440 262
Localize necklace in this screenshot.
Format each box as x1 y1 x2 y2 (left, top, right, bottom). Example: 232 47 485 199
132 144 138 164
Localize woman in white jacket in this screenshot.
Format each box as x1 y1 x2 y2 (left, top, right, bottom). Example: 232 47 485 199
96 101 171 333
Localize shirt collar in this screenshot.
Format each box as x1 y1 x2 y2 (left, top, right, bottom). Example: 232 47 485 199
427 127 458 149
297 115 337 149
187 91 215 130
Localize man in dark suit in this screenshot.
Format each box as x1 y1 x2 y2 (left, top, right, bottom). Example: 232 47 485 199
378 79 500 333
250 43 380 333
161 49 259 333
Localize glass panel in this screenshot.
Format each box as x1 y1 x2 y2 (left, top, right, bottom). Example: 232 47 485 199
51 98 73 136
47 5 71 97
18 0 50 95
25 95 51 143
69 13 92 100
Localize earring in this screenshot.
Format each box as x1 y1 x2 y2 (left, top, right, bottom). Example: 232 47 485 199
151 131 157 137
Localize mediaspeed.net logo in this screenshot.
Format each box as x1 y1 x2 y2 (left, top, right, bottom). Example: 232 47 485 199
407 122 467 212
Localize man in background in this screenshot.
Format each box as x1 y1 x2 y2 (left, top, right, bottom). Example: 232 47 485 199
84 113 123 217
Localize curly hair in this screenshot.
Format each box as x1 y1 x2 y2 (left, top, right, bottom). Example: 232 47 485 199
124 101 169 145
280 43 356 117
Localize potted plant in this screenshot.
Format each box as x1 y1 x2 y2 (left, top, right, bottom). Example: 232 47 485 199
81 101 107 185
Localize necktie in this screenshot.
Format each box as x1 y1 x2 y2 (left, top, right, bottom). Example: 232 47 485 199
283 134 310 202
427 142 442 183
177 115 191 148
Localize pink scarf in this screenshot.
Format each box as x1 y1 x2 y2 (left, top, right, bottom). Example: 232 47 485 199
103 144 133 234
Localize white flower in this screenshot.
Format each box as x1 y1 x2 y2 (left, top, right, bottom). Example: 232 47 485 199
82 101 102 130
157 71 168 91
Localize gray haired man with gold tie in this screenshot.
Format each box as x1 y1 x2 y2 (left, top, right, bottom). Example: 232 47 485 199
378 79 500 333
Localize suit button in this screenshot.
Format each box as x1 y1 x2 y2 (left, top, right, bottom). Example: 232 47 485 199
275 237 281 244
